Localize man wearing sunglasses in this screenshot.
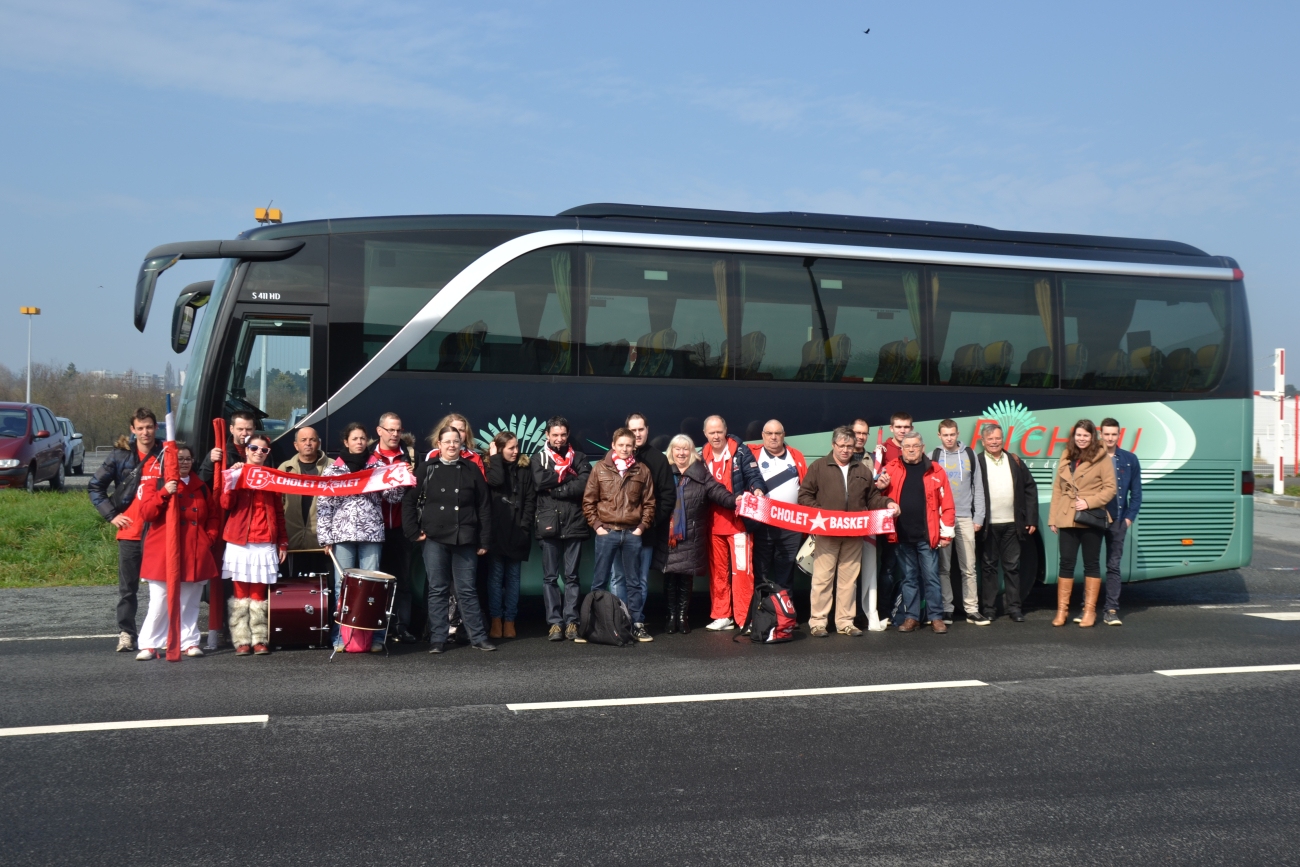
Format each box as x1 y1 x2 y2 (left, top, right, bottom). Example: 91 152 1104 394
371 412 419 643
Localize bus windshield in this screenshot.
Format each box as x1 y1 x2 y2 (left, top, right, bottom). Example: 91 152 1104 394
176 258 235 439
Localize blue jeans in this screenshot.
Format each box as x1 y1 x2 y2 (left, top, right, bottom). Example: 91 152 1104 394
422 540 488 646
593 529 645 625
609 542 653 607
893 539 944 625
331 541 384 647
487 555 521 621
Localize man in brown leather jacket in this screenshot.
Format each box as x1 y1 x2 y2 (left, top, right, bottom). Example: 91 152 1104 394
583 427 656 641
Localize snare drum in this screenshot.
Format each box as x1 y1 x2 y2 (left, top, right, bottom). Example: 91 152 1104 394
336 569 396 631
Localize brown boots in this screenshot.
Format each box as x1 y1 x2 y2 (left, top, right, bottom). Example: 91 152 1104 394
489 617 502 639
1078 577 1102 628
1052 577 1103 627
503 621 516 639
1052 578 1074 626
489 618 517 639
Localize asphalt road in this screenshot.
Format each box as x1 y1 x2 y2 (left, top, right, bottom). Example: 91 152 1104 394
2 505 1298 865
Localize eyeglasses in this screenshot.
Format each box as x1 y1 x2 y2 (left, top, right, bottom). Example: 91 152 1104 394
379 427 402 435
246 445 271 454
176 456 194 462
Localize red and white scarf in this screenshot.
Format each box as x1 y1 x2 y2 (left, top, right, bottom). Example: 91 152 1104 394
547 445 575 483
613 455 637 477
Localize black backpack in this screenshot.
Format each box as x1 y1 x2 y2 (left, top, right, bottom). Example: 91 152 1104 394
577 590 634 647
739 581 798 644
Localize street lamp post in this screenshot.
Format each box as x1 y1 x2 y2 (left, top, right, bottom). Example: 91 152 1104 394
19 307 40 403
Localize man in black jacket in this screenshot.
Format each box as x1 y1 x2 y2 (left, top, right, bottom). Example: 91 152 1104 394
88 408 163 652
532 416 593 641
198 410 257 487
975 423 1039 622
612 414 675 608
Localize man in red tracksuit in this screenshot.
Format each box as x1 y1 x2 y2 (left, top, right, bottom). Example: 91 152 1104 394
701 415 767 631
882 430 956 634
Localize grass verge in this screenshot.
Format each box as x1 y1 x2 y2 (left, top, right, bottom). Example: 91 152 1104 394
0 489 118 588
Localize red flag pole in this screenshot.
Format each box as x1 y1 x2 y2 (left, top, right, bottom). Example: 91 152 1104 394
163 394 182 662
206 417 228 649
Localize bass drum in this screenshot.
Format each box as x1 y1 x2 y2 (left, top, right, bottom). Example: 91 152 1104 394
270 572 332 649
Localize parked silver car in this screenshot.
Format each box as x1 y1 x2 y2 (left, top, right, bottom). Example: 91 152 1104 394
56 417 86 475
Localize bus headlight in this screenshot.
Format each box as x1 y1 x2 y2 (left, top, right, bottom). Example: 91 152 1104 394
0 459 19 469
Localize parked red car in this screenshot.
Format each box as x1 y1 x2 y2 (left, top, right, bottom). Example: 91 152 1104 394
0 402 68 492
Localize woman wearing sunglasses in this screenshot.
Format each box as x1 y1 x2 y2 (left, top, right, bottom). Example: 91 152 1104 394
220 434 288 655
134 444 221 660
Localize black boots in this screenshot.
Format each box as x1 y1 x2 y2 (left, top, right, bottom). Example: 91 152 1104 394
677 575 693 634
664 576 680 634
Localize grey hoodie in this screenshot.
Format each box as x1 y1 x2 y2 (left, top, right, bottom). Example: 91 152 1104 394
932 441 986 526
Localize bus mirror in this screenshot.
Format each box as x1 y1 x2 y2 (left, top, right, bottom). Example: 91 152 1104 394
171 281 214 353
135 253 181 332
134 238 304 333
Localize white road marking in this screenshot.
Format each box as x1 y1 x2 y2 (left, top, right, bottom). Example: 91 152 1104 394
0 634 119 642
0 715 269 738
1245 613 1300 621
1154 664 1300 677
507 680 987 711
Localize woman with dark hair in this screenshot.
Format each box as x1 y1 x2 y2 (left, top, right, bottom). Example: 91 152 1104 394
317 422 405 652
135 444 220 660
1048 419 1117 628
484 431 536 639
220 433 288 656
655 434 736 634
402 424 495 653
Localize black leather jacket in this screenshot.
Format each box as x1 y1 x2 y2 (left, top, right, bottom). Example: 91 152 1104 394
87 440 164 521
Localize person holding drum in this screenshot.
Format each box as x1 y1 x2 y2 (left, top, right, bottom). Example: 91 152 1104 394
220 433 289 656
484 431 537 640
318 422 407 653
134 444 221 659
402 424 495 654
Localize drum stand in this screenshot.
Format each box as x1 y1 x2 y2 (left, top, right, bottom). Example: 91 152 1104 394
327 550 399 661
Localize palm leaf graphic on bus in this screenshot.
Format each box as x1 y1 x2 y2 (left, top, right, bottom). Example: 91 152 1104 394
478 415 547 454
984 400 1039 446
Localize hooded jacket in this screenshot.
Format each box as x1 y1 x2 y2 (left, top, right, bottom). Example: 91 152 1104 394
532 444 593 540
485 454 537 561
931 441 986 526
138 475 221 583
315 456 406 545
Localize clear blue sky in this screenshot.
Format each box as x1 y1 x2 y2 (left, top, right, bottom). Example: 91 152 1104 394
0 0 1295 387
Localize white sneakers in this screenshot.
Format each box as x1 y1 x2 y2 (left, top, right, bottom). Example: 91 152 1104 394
706 617 735 631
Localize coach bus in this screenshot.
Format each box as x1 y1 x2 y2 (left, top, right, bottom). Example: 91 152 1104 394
133 203 1254 588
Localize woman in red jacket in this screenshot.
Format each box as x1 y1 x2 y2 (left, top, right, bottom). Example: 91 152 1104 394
220 434 288 656
134 444 221 660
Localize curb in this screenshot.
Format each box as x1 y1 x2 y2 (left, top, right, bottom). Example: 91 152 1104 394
1254 494 1300 509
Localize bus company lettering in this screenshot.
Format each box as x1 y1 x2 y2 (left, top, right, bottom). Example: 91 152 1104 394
972 420 1143 458
249 292 281 301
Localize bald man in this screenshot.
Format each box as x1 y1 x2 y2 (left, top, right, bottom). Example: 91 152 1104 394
279 427 330 551
748 420 807 593
701 415 767 630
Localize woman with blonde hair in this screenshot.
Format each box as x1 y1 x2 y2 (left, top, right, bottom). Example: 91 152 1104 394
654 434 736 634
1048 419 1117 628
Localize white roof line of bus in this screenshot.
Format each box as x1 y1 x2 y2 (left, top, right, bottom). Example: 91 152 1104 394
295 228 1237 430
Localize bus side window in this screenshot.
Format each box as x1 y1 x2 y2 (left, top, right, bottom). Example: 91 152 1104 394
402 247 575 375
1061 276 1228 392
932 268 1056 388
580 248 729 379
737 256 920 383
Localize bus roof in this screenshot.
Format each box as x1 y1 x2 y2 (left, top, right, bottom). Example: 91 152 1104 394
238 203 1232 268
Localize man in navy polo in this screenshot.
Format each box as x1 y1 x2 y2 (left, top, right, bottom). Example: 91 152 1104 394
1097 417 1142 626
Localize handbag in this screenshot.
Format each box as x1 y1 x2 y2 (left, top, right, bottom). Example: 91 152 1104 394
1067 462 1110 530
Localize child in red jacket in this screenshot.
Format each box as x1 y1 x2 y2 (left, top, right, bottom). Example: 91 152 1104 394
219 434 288 655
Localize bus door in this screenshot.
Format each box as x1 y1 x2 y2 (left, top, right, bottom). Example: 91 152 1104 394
220 306 328 454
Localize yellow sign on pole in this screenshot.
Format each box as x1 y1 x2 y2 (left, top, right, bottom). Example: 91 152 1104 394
19 306 40 315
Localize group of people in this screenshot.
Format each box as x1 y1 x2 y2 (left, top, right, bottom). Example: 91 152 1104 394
89 403 1142 658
